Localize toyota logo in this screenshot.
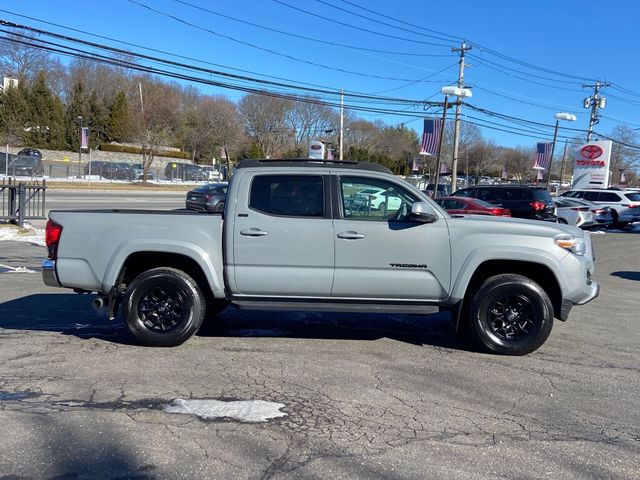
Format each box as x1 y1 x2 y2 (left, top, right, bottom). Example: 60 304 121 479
580 145 603 159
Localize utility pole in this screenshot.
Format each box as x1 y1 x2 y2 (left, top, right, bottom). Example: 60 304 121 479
339 89 344 160
582 81 610 142
450 41 472 192
558 140 568 190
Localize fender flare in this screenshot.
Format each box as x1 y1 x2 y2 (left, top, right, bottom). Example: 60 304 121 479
101 239 223 295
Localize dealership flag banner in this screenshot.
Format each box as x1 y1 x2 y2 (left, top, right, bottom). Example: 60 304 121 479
533 142 552 170
571 140 612 189
80 127 89 150
419 118 443 156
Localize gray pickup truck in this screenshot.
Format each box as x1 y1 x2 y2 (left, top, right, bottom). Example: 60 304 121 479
42 160 599 355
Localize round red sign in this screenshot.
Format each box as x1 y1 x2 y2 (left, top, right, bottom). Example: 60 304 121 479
580 145 603 160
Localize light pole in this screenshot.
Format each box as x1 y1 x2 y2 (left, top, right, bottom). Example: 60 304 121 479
432 89 451 195
545 112 576 189
75 116 83 178
449 86 472 192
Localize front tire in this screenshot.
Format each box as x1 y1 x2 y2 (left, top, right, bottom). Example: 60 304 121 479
123 267 205 347
466 274 554 355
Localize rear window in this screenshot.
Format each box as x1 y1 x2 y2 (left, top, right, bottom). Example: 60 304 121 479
250 175 324 217
532 189 552 202
623 192 640 202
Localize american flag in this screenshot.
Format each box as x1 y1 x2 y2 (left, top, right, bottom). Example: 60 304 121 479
533 142 552 170
419 118 443 156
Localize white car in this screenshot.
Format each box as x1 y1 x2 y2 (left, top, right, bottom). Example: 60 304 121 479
561 188 640 228
351 187 403 212
553 198 595 229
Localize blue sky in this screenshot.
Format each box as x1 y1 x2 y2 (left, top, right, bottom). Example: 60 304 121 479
1 0 638 148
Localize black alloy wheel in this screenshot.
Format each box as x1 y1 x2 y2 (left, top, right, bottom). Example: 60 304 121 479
123 267 206 347
466 274 554 355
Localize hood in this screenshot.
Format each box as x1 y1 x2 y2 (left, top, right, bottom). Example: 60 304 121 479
447 213 583 239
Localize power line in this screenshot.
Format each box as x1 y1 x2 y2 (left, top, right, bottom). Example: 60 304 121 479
272 0 455 48
129 0 455 83
170 0 451 58
333 0 599 84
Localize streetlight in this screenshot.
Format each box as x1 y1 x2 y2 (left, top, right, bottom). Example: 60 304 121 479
75 116 83 178
447 86 473 192
432 86 472 194
545 112 576 189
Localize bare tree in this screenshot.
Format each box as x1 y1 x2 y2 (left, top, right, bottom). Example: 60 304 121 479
501 146 535 183
130 78 181 180
468 140 498 183
284 98 338 151
608 125 639 184
239 93 294 157
0 30 52 80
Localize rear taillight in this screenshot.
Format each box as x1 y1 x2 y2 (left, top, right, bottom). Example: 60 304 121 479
530 201 546 211
491 208 511 217
45 220 63 260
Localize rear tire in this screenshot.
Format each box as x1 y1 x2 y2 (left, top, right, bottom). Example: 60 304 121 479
465 274 554 355
123 267 205 347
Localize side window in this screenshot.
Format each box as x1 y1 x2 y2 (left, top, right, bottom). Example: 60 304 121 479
599 192 621 202
341 176 417 222
454 188 474 198
477 188 497 202
249 175 324 217
441 199 462 210
565 191 583 198
583 191 600 201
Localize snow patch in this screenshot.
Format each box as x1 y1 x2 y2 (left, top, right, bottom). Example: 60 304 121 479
164 398 287 422
0 264 37 274
0 226 46 246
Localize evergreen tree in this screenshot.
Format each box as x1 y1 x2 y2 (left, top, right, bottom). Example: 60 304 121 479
0 82 29 145
25 72 65 148
64 80 89 149
107 90 130 142
87 90 108 147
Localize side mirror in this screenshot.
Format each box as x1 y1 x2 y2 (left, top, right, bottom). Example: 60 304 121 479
411 201 438 223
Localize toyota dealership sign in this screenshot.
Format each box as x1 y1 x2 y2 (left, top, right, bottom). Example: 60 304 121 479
571 140 612 189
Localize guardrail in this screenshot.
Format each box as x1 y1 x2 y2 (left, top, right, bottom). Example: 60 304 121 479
0 179 47 227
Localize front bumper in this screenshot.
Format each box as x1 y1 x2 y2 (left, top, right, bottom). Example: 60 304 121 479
41 259 61 287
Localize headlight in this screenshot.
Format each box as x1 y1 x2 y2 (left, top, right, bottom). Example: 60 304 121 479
554 234 586 256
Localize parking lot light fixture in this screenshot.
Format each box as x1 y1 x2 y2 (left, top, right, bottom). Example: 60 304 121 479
546 113 577 189
441 86 472 191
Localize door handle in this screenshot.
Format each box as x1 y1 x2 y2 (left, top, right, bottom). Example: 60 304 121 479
337 231 366 240
240 228 268 237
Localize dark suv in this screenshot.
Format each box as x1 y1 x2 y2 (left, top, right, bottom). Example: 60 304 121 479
451 185 557 222
9 155 44 177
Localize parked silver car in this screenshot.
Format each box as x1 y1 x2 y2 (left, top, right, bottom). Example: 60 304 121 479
553 198 595 229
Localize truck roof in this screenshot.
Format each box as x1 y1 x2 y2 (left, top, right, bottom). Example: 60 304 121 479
236 158 392 174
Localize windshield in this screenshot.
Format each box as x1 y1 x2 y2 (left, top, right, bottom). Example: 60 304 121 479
10 157 36 166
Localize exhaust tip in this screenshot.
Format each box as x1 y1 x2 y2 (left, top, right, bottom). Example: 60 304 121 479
93 296 108 309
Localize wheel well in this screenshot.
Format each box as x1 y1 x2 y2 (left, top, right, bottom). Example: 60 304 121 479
118 252 214 301
463 260 562 320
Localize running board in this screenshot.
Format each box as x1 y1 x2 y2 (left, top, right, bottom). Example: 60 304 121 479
230 299 441 315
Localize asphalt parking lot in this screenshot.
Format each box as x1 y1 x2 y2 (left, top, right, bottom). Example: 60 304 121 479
0 230 639 479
